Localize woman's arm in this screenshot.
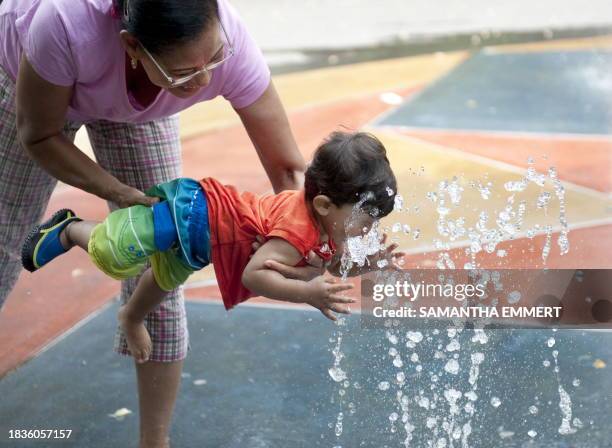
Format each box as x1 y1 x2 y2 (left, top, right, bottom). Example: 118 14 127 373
16 55 156 208
235 81 306 193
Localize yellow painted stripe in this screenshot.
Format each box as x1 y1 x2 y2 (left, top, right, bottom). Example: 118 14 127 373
488 34 612 54
179 51 469 139
368 130 612 251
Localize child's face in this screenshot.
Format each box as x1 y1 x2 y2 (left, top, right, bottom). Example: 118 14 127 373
313 197 375 246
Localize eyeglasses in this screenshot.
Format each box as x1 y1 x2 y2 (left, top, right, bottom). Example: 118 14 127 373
139 21 235 88
123 0 234 88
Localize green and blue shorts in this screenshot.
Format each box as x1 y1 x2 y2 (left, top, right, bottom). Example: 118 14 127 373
88 178 211 291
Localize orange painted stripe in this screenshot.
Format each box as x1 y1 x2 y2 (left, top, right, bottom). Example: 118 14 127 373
407 224 612 269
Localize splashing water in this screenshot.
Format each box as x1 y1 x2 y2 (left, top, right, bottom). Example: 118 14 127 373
329 190 392 447
557 385 577 435
325 159 575 446
444 359 460 375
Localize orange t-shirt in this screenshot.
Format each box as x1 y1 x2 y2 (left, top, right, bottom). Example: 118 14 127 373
200 178 336 310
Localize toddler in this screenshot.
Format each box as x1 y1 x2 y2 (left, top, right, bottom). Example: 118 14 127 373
22 131 401 362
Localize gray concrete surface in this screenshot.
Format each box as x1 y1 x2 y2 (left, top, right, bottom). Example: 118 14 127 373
1 301 611 447
232 0 612 51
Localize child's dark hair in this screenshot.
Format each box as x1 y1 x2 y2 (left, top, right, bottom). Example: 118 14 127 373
305 131 397 218
115 0 219 56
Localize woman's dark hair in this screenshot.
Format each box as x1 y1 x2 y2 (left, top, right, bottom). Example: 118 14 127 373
305 131 397 218
115 0 219 55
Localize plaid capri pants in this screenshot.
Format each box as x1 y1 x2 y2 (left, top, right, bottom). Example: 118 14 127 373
0 65 188 362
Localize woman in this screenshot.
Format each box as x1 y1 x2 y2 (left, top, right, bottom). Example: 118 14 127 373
0 0 314 446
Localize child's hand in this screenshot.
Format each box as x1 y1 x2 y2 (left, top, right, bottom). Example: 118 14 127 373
305 275 356 321
370 233 406 272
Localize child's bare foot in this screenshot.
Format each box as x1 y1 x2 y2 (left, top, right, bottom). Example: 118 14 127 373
118 306 152 364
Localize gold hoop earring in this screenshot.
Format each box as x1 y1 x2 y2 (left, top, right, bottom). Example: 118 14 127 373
131 58 138 69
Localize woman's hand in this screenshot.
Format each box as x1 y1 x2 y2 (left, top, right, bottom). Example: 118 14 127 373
251 235 326 281
113 185 159 209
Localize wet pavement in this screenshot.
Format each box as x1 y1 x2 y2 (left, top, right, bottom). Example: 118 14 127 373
0 302 610 447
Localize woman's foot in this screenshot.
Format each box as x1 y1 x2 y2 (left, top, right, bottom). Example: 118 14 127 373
21 209 82 272
118 305 153 364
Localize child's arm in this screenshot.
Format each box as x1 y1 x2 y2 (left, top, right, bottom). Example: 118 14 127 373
327 234 405 278
117 268 169 363
242 238 355 321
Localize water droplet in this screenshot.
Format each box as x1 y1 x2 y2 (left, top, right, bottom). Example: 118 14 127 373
471 330 488 345
335 418 343 437
465 391 478 401
504 179 528 192
558 385 577 435
378 381 390 391
406 331 423 343
328 367 347 382
537 191 552 209
507 291 521 304
446 339 460 352
393 194 404 212
444 359 460 375
426 417 437 429
418 397 430 409
498 430 514 439
377 259 389 269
